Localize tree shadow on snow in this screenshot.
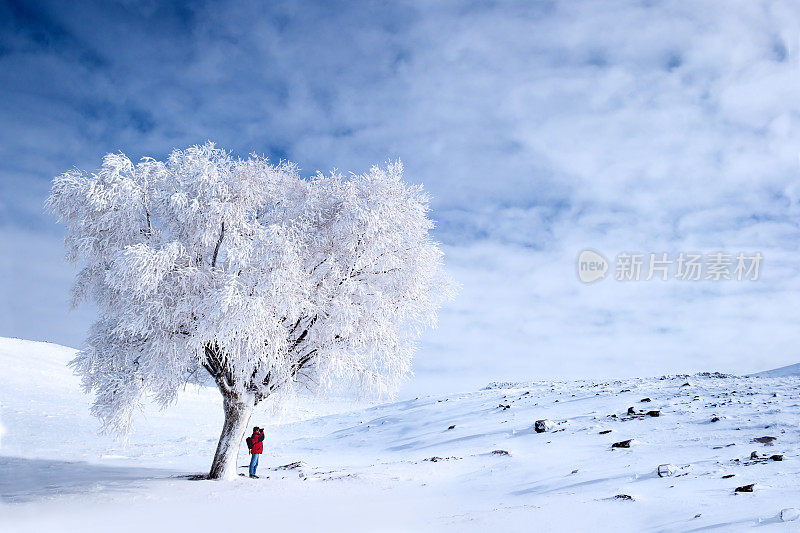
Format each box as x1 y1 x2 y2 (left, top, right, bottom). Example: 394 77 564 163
0 455 180 503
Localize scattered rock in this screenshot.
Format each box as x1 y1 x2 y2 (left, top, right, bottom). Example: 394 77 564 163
612 439 632 449
640 398 651 402
571 469 579 474
599 429 612 435
447 425 456 430
614 494 634 500
490 450 510 456
734 484 755 493
424 456 461 462
622 407 661 419
744 450 785 465
698 372 733 379
722 474 735 479
657 464 677 477
498 404 511 410
752 436 776 445
693 514 702 519
535 419 554 433
781 508 800 522
710 416 720 423
681 382 691 387
273 461 306 471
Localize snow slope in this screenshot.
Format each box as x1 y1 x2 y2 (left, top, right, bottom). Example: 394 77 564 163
752 363 800 378
1 337 799 532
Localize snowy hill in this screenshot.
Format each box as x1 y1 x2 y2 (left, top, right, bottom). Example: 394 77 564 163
1 337 799 532
752 363 800 378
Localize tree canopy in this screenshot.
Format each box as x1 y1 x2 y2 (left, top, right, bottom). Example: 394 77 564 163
47 143 454 442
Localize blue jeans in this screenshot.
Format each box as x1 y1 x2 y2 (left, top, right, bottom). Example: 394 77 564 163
249 453 259 476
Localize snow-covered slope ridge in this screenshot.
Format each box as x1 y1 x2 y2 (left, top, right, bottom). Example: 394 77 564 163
1 337 799 532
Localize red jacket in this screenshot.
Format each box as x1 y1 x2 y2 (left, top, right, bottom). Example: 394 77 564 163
248 431 264 454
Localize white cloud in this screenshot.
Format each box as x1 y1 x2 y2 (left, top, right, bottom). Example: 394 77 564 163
1 0 798 388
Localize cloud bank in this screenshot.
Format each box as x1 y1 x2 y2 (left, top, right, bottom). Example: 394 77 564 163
1 0 798 393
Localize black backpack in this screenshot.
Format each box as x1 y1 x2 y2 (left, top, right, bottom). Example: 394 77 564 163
246 436 253 450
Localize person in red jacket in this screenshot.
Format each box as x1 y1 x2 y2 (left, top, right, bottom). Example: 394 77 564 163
246 427 264 478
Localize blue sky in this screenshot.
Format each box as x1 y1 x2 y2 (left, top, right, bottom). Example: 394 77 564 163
1 0 798 393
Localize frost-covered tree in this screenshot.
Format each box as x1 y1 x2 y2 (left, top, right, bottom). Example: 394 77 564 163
47 143 453 479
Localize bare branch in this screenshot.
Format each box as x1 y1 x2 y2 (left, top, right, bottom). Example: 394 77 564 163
204 343 232 393
211 221 225 268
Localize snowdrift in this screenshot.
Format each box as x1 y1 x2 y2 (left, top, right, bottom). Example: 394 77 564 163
1 337 799 532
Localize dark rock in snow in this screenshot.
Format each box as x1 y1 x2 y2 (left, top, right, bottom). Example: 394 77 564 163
753 436 776 444
535 419 553 433
424 456 461 462
781 508 800 522
614 494 634 500
770 454 783 461
599 429 612 434
657 464 676 477
750 451 760 460
710 416 720 423
273 461 306 471
734 484 755 493
491 450 510 456
622 407 660 419
698 372 733 379
640 398 651 402
447 425 456 430
722 474 735 479
612 439 632 449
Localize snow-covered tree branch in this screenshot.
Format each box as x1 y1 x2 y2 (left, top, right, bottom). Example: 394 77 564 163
47 143 455 479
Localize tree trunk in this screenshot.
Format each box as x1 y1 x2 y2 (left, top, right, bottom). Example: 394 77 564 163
208 390 255 480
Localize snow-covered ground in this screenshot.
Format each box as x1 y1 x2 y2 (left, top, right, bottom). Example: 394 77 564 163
1 337 798 532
